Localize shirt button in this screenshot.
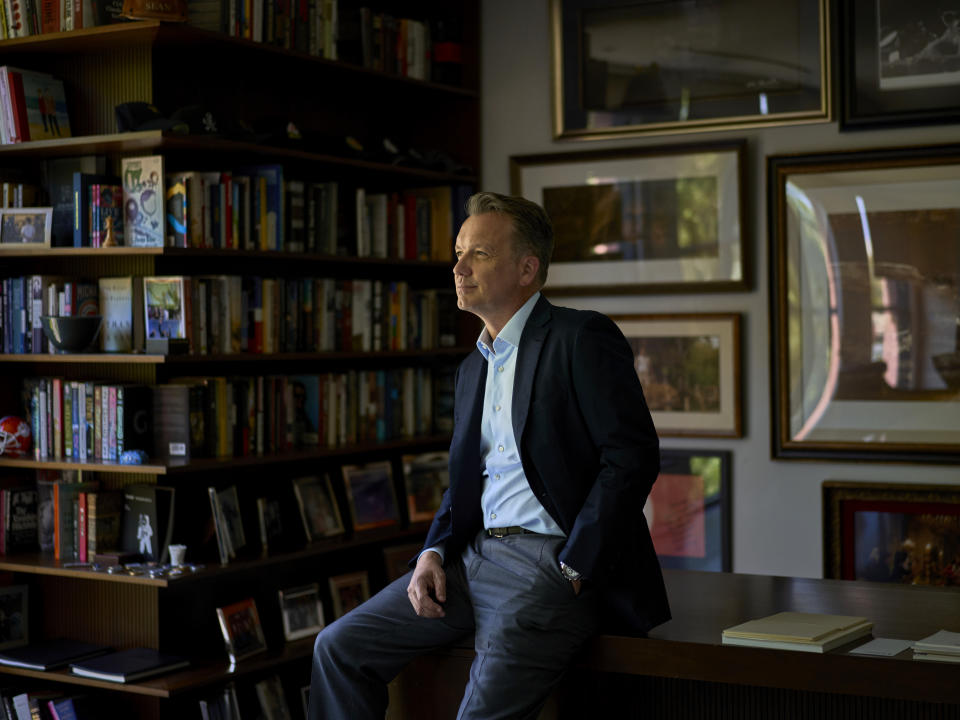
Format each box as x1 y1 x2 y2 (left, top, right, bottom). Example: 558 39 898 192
497 366 504 373
495 404 501 412
495 473 501 480
490 513 497 520
498 445 504 453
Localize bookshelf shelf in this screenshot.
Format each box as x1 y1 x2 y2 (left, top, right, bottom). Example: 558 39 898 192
0 347 470 364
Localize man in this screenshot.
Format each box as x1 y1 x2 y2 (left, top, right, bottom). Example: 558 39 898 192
309 192 669 720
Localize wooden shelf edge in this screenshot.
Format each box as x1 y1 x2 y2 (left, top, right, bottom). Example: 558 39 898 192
0 555 169 585
0 347 469 363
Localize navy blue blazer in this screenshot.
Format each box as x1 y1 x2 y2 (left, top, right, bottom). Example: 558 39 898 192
423 295 670 634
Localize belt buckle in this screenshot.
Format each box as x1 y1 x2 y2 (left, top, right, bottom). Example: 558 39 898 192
490 528 507 538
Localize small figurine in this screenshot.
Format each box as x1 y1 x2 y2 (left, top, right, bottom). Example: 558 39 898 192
119 449 149 465
102 215 118 247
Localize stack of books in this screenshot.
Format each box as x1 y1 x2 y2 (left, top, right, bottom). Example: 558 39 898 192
721 612 873 653
912 630 960 663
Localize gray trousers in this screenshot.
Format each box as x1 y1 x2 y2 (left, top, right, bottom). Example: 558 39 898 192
308 531 599 720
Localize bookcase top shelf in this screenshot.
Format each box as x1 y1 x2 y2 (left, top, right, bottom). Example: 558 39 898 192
0 347 470 364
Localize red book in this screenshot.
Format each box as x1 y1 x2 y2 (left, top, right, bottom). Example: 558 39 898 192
39 0 59 34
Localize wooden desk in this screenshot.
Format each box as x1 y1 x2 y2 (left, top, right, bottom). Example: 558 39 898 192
389 570 960 719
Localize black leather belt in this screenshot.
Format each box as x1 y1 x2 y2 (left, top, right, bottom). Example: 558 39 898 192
486 526 535 538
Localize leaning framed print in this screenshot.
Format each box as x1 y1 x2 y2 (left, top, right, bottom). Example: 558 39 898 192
341 461 400 532
511 141 747 295
769 145 960 463
823 481 960 585
612 313 741 438
840 1 960 130
646 449 731 572
550 0 830 139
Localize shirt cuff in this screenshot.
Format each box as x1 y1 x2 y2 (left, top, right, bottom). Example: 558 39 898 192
419 545 445 564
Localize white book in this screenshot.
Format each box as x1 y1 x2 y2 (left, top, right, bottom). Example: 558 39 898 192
913 630 960 655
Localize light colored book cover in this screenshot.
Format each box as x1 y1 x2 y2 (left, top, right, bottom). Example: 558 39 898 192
18 69 71 141
122 155 166 247
143 276 186 341
722 612 871 643
913 630 960 655
98 277 134 352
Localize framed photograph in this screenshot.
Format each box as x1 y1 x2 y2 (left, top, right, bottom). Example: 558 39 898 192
0 585 28 650
645 450 731 572
328 571 370 619
292 475 344 541
401 452 450 523
769 145 960 463
0 207 52 249
823 481 960 585
840 1 960 130
301 685 310 718
382 542 423 582
612 314 741 438
255 674 292 720
550 0 830 140
511 141 747 295
278 583 324 641
215 597 267 663
217 485 246 556
341 461 400 532
143 276 186 341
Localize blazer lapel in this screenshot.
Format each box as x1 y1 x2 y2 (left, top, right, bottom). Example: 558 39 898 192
512 296 551 443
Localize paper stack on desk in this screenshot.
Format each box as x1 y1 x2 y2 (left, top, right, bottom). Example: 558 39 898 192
913 630 960 663
721 612 873 653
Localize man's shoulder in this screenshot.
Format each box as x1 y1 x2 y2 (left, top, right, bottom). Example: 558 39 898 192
542 299 613 332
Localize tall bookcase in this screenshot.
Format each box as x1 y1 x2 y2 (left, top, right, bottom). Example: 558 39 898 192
0 4 478 717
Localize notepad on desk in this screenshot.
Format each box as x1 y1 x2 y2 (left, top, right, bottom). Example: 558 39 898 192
912 629 960 663
722 612 873 653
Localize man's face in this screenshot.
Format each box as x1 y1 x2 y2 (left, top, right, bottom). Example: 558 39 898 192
453 212 536 327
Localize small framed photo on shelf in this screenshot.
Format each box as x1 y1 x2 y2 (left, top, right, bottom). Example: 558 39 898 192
647 449 731 572
341 461 400 532
612 313 741 438
216 598 267 663
143 276 186 341
402 452 450 523
0 207 52 250
328 571 370 619
254 674 292 720
823 481 960 585
292 475 345 541
217 485 246 556
0 585 28 650
383 542 423 582
278 583 325 641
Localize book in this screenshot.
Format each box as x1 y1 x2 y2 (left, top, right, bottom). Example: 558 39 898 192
912 629 960 661
90 183 123 247
41 155 106 247
121 155 165 247
1 484 37 554
16 69 70 141
0 638 110 671
72 172 118 248
98 276 144 352
119 484 175 563
721 612 873 653
86 489 123 560
69 647 188 683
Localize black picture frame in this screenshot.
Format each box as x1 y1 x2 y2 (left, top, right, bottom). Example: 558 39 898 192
840 0 960 130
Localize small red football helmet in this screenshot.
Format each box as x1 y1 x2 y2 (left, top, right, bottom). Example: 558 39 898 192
0 416 31 458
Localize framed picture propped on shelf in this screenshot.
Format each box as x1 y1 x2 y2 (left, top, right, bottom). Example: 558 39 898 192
0 207 52 250
328 571 370 619
278 583 325 641
0 585 28 650
401 452 450 523
292 475 345 541
341 461 400 532
216 598 267 664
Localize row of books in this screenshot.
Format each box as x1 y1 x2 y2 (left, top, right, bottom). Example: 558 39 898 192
0 66 71 144
0 181 41 207
0 0 104 38
0 273 458 355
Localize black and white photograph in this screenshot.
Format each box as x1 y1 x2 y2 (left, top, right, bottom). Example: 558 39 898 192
278 583 325 641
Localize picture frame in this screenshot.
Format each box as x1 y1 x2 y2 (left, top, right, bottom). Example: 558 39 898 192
328 571 370 619
511 141 748 295
254 674 292 720
646 449 731 572
550 0 830 140
0 207 52 249
215 597 267 664
217 485 246 556
382 542 423 583
142 276 186 341
612 313 741 438
840 1 960 130
292 474 345 541
278 583 325 641
0 585 28 650
341 461 400 532
823 481 960 585
401 452 450 523
769 145 960 463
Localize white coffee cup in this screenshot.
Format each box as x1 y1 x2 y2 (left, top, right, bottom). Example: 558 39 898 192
169 544 187 566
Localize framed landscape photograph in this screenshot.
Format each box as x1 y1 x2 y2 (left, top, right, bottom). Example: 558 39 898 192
511 141 747 294
143 276 186 341
551 0 830 139
612 313 741 437
401 452 450 523
341 461 400 532
328 571 370 619
0 585 28 650
840 1 960 129
215 597 267 664
646 449 731 572
292 474 345 541
0 207 52 249
823 481 960 585
278 583 325 641
769 145 960 463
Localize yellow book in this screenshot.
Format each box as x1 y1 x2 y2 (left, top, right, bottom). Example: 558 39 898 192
722 612 873 653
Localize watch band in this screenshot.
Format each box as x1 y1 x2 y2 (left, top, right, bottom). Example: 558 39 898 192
560 561 582 582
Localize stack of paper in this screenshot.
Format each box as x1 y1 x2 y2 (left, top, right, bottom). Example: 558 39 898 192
913 630 960 663
721 612 873 653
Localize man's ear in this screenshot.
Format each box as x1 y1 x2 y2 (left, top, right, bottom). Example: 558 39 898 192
519 256 540 287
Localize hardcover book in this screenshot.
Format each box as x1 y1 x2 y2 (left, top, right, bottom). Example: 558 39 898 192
121 155 165 247
91 183 123 247
0 638 110 671
98 276 144 352
119 484 175 563
721 612 873 653
86 490 123 560
72 172 118 248
1 485 38 554
16 68 71 141
69 647 188 683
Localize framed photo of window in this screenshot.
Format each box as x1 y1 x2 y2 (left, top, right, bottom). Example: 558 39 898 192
769 145 960 463
511 141 747 295
551 0 830 139
612 313 741 438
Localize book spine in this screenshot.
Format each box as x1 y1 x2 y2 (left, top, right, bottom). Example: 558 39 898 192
77 491 87 562
93 383 102 461
107 385 117 461
116 384 125 456
52 376 62 459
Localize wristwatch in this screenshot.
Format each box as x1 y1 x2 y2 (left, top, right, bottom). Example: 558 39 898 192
560 562 582 582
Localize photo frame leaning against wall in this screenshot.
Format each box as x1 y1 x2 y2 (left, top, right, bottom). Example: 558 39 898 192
612 313 741 438
511 141 747 295
769 144 960 464
822 481 960 585
840 1 960 130
550 0 830 139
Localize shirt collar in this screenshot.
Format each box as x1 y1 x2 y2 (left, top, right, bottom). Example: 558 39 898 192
476 292 540 357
